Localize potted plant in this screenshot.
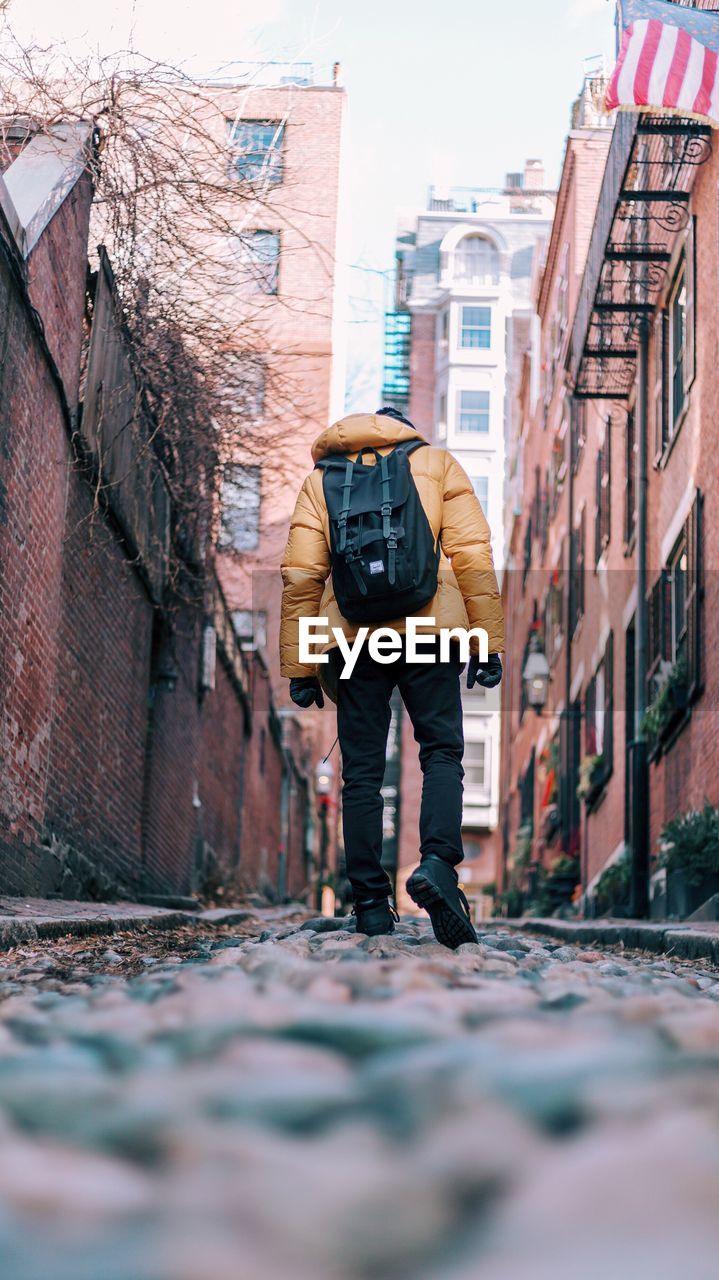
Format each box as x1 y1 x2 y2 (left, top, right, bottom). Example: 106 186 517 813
577 753 605 805
641 658 689 755
658 803 719 918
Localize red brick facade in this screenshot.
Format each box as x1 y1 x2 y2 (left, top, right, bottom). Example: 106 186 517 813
0 137 307 902
502 85 719 919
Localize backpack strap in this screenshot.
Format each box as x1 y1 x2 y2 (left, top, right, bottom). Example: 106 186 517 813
337 458 354 553
392 438 429 457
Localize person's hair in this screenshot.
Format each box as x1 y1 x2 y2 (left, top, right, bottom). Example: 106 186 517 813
376 405 416 429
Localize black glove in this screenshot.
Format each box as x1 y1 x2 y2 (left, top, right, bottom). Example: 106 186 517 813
289 676 325 709
467 653 503 690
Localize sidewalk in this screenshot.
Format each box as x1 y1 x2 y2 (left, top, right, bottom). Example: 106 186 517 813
0 897 259 949
1 896 719 965
504 916 719 964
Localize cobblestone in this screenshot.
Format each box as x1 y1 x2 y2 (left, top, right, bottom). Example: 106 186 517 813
0 909 718 1277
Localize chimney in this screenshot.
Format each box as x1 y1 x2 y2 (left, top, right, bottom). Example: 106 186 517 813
524 159 545 191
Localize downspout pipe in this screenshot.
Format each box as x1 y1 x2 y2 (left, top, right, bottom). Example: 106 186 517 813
631 316 650 917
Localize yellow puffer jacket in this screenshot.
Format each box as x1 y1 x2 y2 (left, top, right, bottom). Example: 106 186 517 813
280 413 504 695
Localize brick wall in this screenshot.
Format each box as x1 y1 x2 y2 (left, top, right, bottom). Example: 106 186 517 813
0 146 309 902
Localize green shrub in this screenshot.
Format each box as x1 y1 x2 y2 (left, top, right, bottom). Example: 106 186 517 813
659 803 719 887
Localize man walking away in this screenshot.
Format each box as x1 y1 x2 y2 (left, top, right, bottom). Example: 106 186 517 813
280 407 504 948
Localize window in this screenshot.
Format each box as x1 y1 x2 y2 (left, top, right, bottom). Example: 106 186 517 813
461 306 491 349
624 403 636 549
519 749 535 832
471 475 489 515
458 389 490 433
558 243 569 347
584 632 614 801
232 230 280 295
646 492 703 714
569 506 585 635
539 466 549 558
229 119 285 184
232 609 267 649
595 417 611 564
440 310 450 345
655 221 696 456
522 515 533 591
653 310 668 462
544 561 564 666
220 353 266 421
549 427 566 516
218 464 261 552
670 264 687 426
453 236 499 286
464 739 489 792
570 399 586 474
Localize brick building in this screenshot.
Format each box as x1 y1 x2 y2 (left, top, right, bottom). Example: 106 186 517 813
384 171 555 915
0 121 308 901
206 64 348 906
500 72 614 913
501 38 719 920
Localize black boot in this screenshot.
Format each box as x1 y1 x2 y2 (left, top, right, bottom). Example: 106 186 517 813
406 855 477 949
352 897 399 937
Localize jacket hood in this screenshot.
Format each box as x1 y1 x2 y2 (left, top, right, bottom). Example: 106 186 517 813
311 412 426 463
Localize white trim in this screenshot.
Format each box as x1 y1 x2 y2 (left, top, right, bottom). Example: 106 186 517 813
1 124 92 258
623 585 637 631
585 839 626 897
660 479 695 565
591 621 611 677
570 662 585 703
438 221 508 257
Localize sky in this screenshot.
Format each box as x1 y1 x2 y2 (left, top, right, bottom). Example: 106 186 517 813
4 0 618 405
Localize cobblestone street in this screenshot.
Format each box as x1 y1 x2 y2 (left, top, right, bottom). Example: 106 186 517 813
0 908 718 1279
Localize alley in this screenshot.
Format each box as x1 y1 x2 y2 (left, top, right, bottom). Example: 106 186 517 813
0 910 718 1279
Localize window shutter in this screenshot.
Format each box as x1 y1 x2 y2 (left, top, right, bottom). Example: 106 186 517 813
685 216 696 393
579 508 586 618
653 313 663 462
604 631 614 777
594 451 602 566
686 490 703 700
646 574 666 705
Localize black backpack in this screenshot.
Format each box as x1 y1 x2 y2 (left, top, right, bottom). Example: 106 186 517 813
316 439 440 623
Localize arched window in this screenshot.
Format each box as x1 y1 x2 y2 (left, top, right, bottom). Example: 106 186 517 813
453 236 499 286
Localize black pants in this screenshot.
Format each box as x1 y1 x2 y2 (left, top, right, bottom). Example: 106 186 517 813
336 639 464 901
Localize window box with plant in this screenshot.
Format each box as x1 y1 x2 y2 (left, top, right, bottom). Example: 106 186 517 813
658 804 719 919
580 635 614 808
577 753 605 805
644 494 702 758
641 657 688 755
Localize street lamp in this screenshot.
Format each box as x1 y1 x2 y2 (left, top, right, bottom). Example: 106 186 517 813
315 759 334 798
522 634 551 714
314 757 335 912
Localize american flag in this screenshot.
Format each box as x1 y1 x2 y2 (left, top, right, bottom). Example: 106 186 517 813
606 0 719 125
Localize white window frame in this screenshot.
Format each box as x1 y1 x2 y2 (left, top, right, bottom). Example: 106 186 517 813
458 389 490 434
